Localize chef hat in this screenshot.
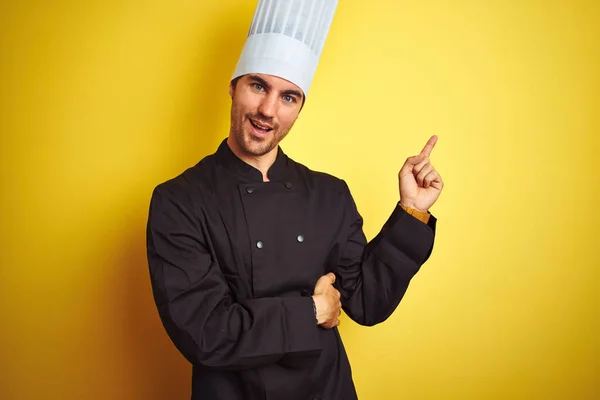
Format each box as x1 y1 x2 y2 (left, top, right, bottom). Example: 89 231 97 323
232 0 339 96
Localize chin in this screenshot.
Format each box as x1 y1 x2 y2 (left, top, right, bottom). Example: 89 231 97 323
240 133 277 157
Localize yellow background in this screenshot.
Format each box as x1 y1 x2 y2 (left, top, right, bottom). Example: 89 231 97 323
1 0 598 399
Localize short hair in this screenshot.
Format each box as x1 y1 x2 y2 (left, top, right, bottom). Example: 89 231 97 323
231 76 242 90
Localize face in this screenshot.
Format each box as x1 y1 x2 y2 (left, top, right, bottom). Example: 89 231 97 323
229 74 304 158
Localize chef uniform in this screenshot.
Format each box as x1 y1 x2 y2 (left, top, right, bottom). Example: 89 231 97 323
146 1 437 399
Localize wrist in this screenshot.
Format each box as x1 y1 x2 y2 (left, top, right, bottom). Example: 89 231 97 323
399 200 427 213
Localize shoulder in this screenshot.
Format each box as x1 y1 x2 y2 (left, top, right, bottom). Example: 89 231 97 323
287 156 349 195
152 154 218 204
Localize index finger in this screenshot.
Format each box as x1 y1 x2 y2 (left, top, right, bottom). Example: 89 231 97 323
420 135 438 157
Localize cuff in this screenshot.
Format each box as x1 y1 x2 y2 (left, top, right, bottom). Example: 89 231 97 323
399 203 431 224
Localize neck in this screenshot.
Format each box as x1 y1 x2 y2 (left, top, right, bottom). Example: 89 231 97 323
227 137 277 182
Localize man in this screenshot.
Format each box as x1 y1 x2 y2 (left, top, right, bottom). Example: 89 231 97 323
146 1 443 399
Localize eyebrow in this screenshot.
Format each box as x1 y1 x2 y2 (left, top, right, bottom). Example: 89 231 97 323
248 75 271 90
248 74 304 101
281 88 303 100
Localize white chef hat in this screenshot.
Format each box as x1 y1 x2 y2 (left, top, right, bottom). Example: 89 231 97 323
232 0 339 96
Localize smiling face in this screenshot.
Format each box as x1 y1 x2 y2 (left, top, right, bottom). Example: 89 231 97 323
228 73 304 160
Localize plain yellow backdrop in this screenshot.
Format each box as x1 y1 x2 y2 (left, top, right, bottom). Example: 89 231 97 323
1 1 598 399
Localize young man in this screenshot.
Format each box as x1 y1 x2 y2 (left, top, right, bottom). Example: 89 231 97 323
146 1 443 399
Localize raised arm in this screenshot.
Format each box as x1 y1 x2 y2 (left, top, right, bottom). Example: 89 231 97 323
336 136 443 325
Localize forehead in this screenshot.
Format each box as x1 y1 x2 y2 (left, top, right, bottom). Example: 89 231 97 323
243 73 302 93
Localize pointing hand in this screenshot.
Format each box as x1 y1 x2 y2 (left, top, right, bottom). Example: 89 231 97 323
398 135 444 212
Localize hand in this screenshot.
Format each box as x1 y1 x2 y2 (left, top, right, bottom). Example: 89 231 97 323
398 135 444 212
312 273 341 329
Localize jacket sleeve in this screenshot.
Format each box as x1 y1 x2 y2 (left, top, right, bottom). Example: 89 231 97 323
335 182 437 326
146 185 321 371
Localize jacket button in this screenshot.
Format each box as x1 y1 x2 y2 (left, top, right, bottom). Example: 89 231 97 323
246 187 254 194
256 241 264 249
285 182 293 189
297 235 304 243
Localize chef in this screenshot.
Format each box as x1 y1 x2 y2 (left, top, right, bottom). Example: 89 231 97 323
146 0 444 399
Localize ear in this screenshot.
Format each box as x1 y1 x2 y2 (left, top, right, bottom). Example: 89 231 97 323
229 81 234 98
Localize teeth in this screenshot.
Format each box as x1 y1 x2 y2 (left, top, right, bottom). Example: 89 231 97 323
251 120 271 130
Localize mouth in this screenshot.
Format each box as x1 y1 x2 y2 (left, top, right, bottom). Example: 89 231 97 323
249 118 274 136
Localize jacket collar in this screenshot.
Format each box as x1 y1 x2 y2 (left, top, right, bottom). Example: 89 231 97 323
215 138 292 183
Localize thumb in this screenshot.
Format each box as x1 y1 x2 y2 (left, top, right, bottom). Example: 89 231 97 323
314 273 336 292
325 272 336 285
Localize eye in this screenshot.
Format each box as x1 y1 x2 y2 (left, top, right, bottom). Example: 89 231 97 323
252 83 265 92
282 95 296 103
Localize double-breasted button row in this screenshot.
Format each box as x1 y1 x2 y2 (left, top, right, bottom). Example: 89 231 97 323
255 235 305 249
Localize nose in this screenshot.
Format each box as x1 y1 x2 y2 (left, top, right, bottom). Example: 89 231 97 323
258 93 278 118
